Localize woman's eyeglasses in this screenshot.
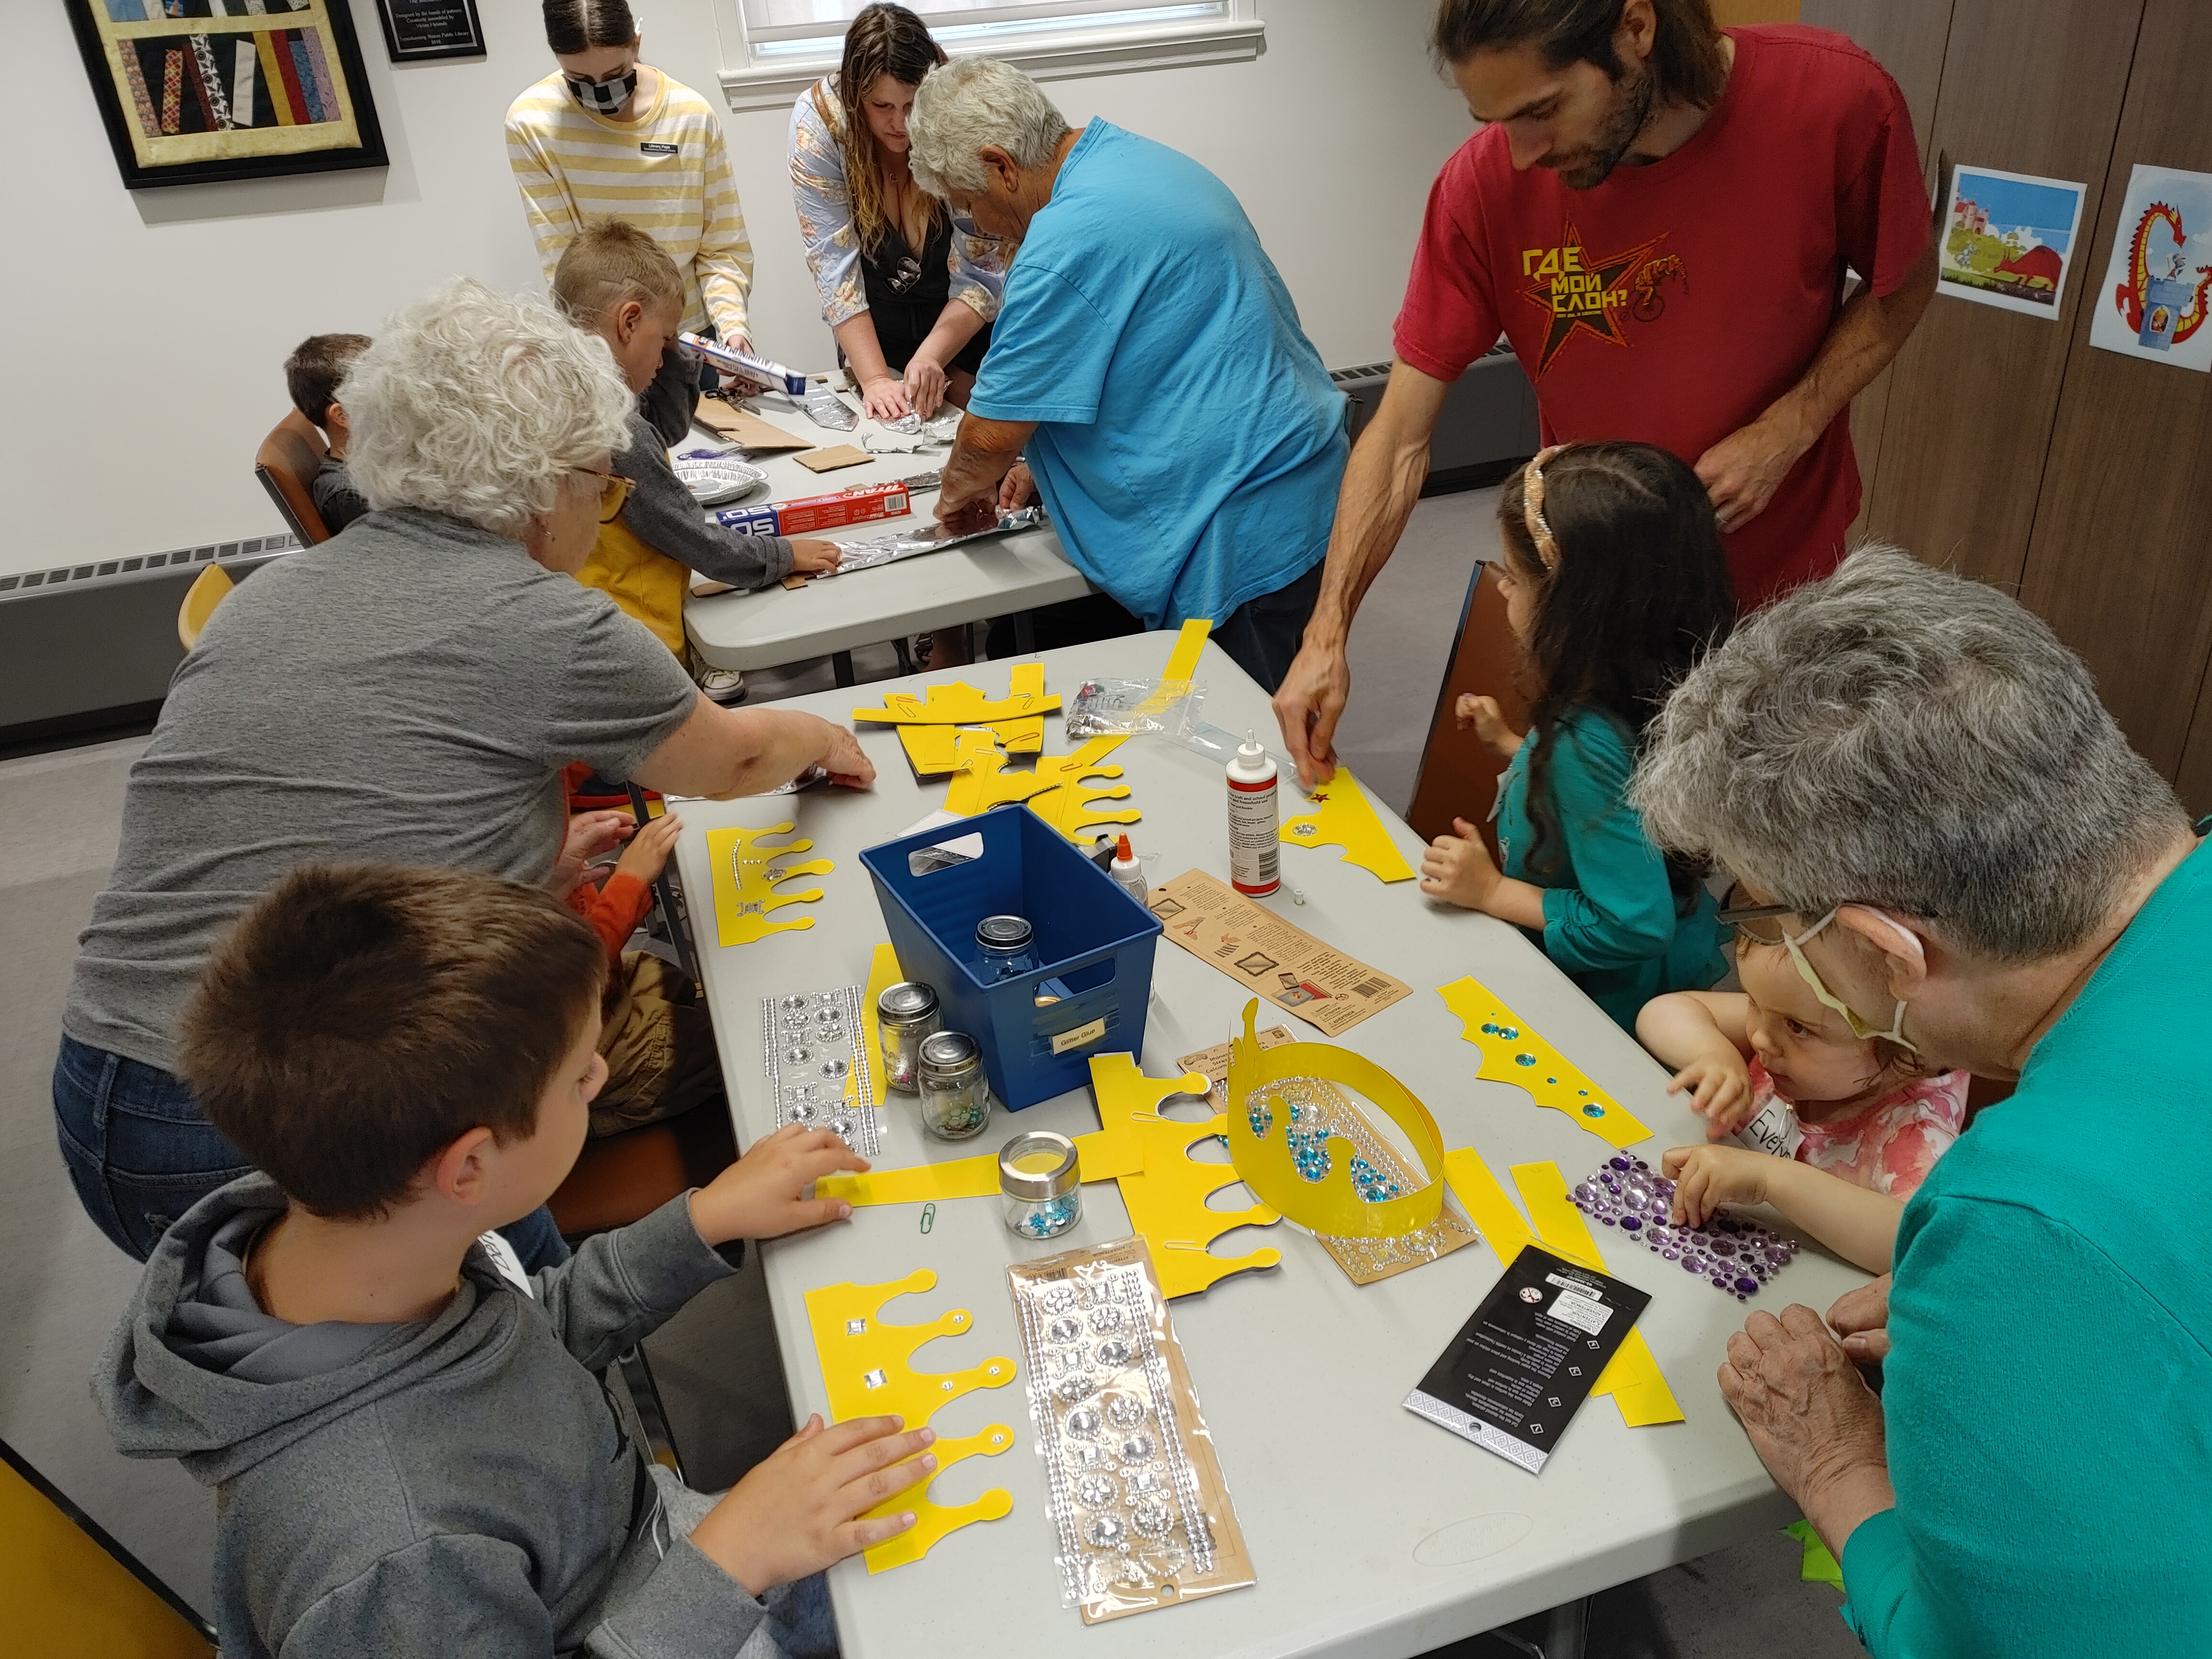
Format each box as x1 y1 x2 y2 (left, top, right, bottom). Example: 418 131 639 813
569 467 634 523
1715 886 1792 946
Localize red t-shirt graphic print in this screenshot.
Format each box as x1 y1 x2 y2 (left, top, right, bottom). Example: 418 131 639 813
1395 26 1930 608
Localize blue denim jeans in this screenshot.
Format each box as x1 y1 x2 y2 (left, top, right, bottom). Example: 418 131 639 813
1213 558 1326 696
53 1035 571 1270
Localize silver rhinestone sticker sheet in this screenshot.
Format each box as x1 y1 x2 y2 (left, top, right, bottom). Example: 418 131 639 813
1007 1239 1254 1623
760 985 880 1157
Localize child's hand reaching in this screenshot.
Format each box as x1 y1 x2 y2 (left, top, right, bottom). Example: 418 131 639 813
1455 694 1524 757
1661 1143 1776 1228
1419 817 1503 909
691 1413 938 1595
1667 1051 1755 1137
612 810 683 886
548 809 634 899
790 539 842 575
688 1123 868 1247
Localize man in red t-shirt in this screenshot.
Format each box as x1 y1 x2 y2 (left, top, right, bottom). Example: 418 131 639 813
1274 0 1935 787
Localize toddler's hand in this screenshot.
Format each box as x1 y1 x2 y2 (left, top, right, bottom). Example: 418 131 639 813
612 810 683 886
1661 1143 1774 1228
1454 694 1524 757
1665 1053 1754 1135
692 1414 937 1595
790 539 842 575
688 1122 868 1247
550 809 635 898
1418 817 1502 910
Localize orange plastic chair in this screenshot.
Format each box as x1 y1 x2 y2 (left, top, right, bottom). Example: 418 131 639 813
253 410 332 547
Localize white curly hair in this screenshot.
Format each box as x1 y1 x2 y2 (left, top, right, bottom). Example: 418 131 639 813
342 276 635 539
908 56 1072 200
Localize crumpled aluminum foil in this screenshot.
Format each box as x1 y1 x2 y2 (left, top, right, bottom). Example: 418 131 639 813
822 505 1047 575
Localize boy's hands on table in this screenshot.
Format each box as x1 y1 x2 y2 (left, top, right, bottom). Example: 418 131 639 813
549 809 635 898
612 810 682 886
789 539 843 576
689 1123 868 1247
693 1414 938 1595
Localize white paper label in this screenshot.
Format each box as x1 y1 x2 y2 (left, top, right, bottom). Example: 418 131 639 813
1548 1290 1612 1335
1050 1016 1108 1055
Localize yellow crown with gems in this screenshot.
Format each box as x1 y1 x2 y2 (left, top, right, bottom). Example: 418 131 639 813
1224 1000 1446 1239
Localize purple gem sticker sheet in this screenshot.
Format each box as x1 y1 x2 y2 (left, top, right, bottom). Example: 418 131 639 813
1571 1155 1799 1302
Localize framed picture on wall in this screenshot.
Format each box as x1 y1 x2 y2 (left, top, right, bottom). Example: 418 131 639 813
374 0 487 63
65 0 387 190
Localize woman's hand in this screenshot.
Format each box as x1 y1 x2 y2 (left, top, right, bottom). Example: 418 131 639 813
1826 1272 1892 1365
860 375 914 423
997 463 1036 512
903 354 949 420
1665 1051 1754 1134
789 539 843 575
688 1122 867 1247
1419 817 1503 910
815 719 876 789
1661 1142 1776 1228
1718 1305 1895 1559
548 808 634 898
1456 694 1524 757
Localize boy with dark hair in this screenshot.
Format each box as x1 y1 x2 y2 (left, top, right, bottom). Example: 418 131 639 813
282 332 373 533
554 219 842 704
97 863 933 1659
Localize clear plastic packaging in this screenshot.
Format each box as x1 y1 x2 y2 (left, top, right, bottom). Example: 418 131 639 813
1006 1237 1255 1623
820 506 1047 576
1064 678 1199 739
759 986 880 1155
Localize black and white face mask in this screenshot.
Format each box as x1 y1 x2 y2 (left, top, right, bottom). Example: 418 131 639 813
565 65 638 114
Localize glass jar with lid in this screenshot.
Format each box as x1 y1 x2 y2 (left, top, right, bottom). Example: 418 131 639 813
998 1129 1081 1240
875 981 940 1094
974 914 1036 983
916 1029 992 1141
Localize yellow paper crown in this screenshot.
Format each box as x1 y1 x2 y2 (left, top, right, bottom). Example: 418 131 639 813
1225 1001 1446 1239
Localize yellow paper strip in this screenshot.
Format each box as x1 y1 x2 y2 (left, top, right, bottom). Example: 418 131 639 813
1280 765 1416 883
1438 977 1650 1148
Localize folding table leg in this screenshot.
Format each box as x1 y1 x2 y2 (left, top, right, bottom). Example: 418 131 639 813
1013 610 1037 654
892 636 915 675
832 650 855 687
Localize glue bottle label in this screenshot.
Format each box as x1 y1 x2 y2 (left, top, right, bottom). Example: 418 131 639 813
1228 770 1280 896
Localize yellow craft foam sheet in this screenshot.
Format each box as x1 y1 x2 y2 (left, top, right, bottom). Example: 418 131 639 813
705 824 833 948
803 1271 1019 1572
1278 765 1416 884
1437 976 1651 1148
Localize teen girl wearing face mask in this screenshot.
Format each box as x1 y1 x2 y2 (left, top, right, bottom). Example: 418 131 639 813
507 1 757 364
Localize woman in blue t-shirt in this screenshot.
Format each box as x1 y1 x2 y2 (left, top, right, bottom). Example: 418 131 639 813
1417 441 1735 1029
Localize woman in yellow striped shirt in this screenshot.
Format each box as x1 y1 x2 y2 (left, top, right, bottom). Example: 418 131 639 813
506 0 755 356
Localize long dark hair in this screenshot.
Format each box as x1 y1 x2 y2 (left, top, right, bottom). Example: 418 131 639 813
1498 442 1734 908
1431 0 1729 109
543 0 635 54
818 4 947 260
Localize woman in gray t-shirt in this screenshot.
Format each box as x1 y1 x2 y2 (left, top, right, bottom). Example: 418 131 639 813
56 278 872 1263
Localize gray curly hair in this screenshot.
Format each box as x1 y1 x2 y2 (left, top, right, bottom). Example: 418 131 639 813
342 276 635 539
1630 547 2187 962
908 56 1072 200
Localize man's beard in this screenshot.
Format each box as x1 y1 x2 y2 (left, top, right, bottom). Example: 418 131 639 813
1551 60 1657 189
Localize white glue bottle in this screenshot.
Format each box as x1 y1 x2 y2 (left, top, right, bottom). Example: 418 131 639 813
1110 833 1148 907
1227 730 1281 896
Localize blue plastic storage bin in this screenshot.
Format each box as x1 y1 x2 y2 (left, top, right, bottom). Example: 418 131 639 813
859 805 1163 1110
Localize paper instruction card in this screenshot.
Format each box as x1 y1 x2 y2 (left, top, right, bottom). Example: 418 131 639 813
1404 1246 1651 1473
1148 870 1410 1036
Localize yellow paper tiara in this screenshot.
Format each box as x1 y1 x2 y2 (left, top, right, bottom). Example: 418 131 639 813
1225 1000 1446 1239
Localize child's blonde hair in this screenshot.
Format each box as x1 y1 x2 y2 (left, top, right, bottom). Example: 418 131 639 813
553 219 684 326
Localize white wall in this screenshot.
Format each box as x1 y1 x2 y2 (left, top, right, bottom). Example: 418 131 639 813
2 0 1467 578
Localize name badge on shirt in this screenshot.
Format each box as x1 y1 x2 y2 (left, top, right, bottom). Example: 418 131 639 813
640 141 677 155
1734 1096 1803 1161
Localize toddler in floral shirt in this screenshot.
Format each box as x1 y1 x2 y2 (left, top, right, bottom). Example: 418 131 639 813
1635 919 1967 1274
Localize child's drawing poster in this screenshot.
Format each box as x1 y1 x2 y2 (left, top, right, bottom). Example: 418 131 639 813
2089 164 2212 373
1936 166 2087 318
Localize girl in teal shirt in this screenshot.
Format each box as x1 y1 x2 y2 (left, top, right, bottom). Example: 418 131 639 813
1418 442 1734 1029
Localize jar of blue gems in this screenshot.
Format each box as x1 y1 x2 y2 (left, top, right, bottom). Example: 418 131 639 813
998 1129 1081 1240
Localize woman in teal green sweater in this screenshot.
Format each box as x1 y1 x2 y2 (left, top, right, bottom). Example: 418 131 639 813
1419 442 1734 1029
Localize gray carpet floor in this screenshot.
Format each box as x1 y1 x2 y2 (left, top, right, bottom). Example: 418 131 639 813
0 491 1860 1657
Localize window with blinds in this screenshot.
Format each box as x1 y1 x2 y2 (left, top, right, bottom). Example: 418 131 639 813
734 1 1236 66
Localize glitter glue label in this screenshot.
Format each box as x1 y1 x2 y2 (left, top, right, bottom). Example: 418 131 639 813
1227 732 1279 896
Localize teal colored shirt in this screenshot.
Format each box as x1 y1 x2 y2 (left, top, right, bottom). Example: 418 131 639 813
1494 708 1725 1030
1841 836 2212 1656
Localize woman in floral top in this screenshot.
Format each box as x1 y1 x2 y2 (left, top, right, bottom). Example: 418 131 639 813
787 4 1005 423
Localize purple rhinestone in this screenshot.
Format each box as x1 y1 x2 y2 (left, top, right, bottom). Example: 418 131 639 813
1711 1277 1729 1290
1712 1239 1737 1258
1736 1277 1759 1295
1609 1157 1631 1171
1598 1215 1615 1226
1663 1250 1679 1261
1681 1257 1702 1272
1620 1217 1642 1232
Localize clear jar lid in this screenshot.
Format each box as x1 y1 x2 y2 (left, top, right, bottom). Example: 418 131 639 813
918 1029 982 1080
975 914 1034 953
998 1130 1080 1201
876 981 939 1027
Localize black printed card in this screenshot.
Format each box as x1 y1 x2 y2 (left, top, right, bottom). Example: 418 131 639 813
1404 1246 1651 1472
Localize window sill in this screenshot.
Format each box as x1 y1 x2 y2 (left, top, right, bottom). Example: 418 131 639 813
719 15 1265 113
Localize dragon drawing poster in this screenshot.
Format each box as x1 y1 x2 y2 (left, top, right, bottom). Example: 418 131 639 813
2089 164 2212 372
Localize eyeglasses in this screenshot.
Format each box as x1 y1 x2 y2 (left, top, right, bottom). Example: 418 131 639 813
569 467 633 523
1718 886 1917 1051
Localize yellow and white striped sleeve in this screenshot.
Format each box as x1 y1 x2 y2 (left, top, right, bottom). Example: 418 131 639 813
695 113 754 342
504 90 580 289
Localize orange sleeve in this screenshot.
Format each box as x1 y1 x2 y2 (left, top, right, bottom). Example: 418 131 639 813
566 873 654 962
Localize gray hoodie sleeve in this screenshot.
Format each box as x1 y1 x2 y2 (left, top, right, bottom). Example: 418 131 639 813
528 1193 740 1373
640 344 701 451
614 401 796 593
588 1536 771 1659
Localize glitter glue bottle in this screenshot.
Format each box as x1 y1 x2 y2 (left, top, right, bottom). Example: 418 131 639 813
1109 833 1147 907
1227 731 1280 896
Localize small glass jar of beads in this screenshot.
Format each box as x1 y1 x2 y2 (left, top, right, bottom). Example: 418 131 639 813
998 1129 1081 1240
917 1029 992 1141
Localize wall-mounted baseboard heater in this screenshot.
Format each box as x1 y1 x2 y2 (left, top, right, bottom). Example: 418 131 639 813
1328 338 1538 496
0 533 296 746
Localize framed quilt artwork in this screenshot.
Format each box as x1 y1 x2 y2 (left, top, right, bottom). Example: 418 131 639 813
66 0 387 190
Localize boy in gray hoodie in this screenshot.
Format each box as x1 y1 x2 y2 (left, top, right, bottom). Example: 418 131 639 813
95 863 938 1658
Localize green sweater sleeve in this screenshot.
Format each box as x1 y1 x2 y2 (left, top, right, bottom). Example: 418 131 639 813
1533 716 1680 973
1842 1192 2212 1657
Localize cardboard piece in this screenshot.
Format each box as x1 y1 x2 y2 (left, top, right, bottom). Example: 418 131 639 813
1437 977 1650 1148
691 398 815 453
794 444 874 474
1280 766 1416 884
1149 870 1411 1036
1087 1052 1281 1299
704 825 832 947
802 1270 1017 1572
